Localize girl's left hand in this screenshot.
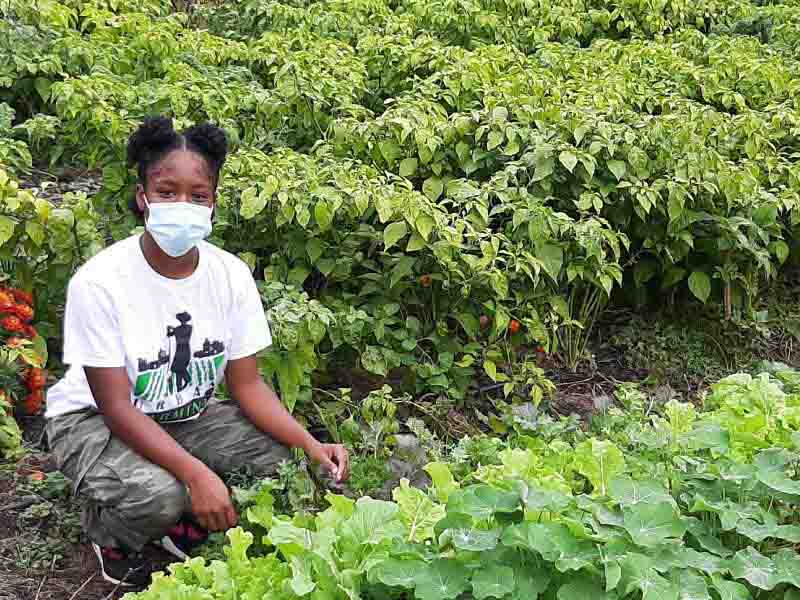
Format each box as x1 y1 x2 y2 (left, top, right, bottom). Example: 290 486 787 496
306 442 350 482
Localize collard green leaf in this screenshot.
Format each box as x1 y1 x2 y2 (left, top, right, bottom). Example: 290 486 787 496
572 439 626 496
340 497 404 546
393 478 445 543
424 462 459 503
623 501 687 547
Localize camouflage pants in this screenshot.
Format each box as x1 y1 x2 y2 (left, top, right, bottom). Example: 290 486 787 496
45 401 292 551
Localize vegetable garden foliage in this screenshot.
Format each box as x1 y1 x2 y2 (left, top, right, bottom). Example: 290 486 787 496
2 0 800 388
127 367 800 599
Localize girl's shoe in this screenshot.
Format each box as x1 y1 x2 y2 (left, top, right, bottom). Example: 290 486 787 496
156 518 209 560
91 543 152 587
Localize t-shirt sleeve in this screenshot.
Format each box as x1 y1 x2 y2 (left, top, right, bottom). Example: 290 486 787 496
62 274 126 368
228 266 272 361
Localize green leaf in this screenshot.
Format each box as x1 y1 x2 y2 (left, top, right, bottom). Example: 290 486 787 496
770 240 790 264
558 577 616 600
414 559 470 600
415 214 435 241
393 478 445 543
239 186 265 219
446 484 520 520
537 243 563 280
383 221 408 250
314 200 333 231
623 502 687 547
400 157 419 177
755 449 800 495
688 271 711 303
729 547 780 590
487 130 504 151
607 160 627 181
559 151 578 173
289 555 316 596
710 575 752 600
0 215 16 248
373 558 425 588
422 177 444 201
340 497 404 546
424 462 459 503
609 477 673 507
572 439 626 496
446 528 500 551
483 360 498 382
471 564 515 599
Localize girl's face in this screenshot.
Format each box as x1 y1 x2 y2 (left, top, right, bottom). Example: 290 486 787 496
136 149 215 216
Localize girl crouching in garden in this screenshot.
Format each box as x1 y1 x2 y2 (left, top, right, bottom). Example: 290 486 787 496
45 116 349 587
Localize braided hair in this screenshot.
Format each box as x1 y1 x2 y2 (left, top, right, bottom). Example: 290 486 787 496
126 116 228 217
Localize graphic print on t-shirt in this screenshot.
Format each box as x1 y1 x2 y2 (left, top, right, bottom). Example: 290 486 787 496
132 312 225 423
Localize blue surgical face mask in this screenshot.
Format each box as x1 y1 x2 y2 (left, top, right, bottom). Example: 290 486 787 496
143 195 213 258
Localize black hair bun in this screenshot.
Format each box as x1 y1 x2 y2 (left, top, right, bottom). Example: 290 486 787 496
183 122 228 169
126 116 178 168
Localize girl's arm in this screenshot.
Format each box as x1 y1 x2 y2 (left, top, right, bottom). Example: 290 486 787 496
85 366 238 532
225 355 349 482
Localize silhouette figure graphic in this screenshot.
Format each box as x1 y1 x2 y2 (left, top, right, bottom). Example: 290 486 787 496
167 312 193 392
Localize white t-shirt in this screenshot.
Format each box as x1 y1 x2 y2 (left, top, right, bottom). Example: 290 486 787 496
45 234 271 423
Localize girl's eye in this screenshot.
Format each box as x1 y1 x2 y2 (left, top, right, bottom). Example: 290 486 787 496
158 190 175 197
192 195 209 203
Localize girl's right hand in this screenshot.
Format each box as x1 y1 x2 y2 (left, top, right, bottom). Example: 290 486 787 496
185 466 238 532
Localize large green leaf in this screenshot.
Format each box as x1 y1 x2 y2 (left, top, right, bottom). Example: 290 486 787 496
623 501 687 547
340 498 404 546
572 439 626 496
413 559 470 600
372 558 425 589
729 547 780 590
446 485 520 520
688 271 711 303
558 577 617 600
608 477 673 507
754 449 800 495
393 478 445 543
472 564 515 599
383 221 408 250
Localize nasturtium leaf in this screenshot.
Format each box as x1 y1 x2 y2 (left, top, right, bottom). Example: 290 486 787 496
572 439 626 496
710 575 752 600
773 549 800 587
424 462 459 503
558 577 616 600
623 501 687 547
422 177 443 201
559 150 578 173
609 477 673 507
413 559 470 600
373 558 425 588
688 271 711 303
383 221 408 250
400 157 419 177
729 547 780 590
393 478 445 543
678 570 711 600
754 449 800 495
607 160 627 181
447 485 520 520
446 528 501 551
525 485 572 512
471 564 515 599
501 522 582 561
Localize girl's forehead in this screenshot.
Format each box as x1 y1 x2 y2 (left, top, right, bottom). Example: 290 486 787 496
148 149 213 182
